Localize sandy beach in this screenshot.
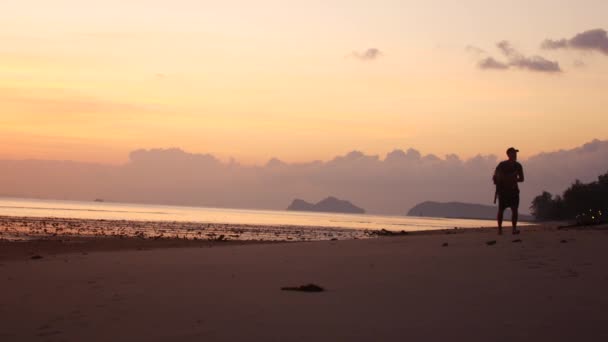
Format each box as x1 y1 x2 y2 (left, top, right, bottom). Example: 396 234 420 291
1 224 607 341
4 1 608 340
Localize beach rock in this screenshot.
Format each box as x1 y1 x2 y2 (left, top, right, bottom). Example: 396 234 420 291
281 284 325 292
30 255 43 260
512 239 522 243
560 239 568 243
486 240 497 246
442 242 449 247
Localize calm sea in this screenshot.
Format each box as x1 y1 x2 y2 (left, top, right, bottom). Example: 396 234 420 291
0 197 499 241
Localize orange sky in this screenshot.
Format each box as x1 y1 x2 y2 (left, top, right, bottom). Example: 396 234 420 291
2 0 608 164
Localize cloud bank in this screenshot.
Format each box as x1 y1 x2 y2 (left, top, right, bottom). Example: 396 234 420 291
474 41 561 73
542 28 608 55
2 140 608 215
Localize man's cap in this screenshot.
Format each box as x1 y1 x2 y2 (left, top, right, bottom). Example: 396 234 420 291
506 147 519 154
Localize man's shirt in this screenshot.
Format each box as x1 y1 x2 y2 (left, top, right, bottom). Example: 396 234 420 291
493 160 524 192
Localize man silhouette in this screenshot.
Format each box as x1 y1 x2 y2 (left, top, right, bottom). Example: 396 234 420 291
493 147 524 235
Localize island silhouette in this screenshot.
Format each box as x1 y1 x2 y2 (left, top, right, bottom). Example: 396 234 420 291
287 196 365 214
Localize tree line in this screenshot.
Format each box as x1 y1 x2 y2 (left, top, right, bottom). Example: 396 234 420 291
530 171 608 224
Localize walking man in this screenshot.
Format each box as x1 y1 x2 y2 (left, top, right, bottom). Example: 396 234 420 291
493 147 524 235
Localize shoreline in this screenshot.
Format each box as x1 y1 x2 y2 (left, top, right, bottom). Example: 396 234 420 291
2 215 585 262
5 214 603 264
0 214 375 242
0 213 521 243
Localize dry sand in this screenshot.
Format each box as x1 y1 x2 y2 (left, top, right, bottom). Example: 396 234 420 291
1 224 608 341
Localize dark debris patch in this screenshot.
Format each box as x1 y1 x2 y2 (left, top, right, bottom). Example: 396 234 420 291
30 255 43 260
486 240 497 246
369 229 409 237
281 284 325 292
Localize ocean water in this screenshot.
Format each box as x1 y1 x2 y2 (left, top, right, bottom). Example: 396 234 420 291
0 197 500 241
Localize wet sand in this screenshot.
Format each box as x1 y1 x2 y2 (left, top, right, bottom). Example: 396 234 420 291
1 224 608 341
0 236 276 262
0 215 374 242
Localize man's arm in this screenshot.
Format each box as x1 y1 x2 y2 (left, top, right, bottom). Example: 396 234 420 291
493 163 501 184
517 164 525 183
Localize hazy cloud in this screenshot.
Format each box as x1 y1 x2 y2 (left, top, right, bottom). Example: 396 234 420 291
478 57 509 70
474 41 561 73
498 40 561 72
465 45 485 55
542 29 608 55
510 55 561 72
352 48 383 61
2 140 608 215
129 148 220 167
541 39 568 50
496 40 517 57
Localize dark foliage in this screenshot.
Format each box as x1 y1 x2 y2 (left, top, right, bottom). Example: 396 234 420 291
530 171 608 223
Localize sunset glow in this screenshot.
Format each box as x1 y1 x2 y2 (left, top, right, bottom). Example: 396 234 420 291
2 0 608 164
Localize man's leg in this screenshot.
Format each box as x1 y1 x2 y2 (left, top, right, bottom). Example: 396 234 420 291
497 207 504 235
511 207 520 234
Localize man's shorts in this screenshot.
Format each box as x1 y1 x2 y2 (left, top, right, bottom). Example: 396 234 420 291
498 190 520 210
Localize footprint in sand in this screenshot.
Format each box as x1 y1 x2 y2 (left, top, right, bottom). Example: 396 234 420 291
561 269 579 278
37 325 62 337
37 330 62 337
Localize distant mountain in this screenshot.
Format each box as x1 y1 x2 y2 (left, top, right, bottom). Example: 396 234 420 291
407 201 534 221
287 196 365 214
